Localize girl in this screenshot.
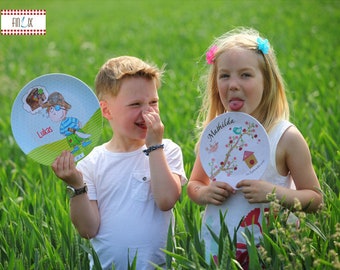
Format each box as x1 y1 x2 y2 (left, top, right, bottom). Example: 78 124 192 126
187 28 322 268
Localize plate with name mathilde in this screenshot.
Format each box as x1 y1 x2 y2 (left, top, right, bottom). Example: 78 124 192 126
11 73 102 166
199 112 270 189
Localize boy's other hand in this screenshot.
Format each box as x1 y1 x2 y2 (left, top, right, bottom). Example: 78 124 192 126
52 150 83 187
142 108 164 147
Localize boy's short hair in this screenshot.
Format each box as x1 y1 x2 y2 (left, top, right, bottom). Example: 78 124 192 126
95 56 163 100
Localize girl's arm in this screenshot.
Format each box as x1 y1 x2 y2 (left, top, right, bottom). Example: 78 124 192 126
278 125 322 211
52 151 100 238
187 154 235 205
237 126 323 212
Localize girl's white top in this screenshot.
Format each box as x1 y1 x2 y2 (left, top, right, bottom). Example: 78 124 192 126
202 120 294 262
77 139 187 270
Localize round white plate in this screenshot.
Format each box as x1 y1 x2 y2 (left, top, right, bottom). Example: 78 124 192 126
11 73 102 165
199 112 269 188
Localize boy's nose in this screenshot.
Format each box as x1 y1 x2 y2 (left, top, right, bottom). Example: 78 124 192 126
143 104 153 112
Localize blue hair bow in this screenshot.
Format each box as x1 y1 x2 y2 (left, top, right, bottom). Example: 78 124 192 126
257 37 270 54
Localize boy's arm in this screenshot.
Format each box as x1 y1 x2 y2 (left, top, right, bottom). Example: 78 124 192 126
52 151 100 238
148 148 181 211
69 195 100 239
142 107 183 210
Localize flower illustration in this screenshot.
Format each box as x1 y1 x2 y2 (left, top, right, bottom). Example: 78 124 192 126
207 120 259 180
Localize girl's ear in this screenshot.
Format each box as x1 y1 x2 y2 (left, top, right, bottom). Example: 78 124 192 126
100 100 112 120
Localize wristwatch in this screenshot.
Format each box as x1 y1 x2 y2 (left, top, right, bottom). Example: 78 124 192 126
66 184 88 198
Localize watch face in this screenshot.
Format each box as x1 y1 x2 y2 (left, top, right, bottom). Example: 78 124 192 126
66 186 75 197
66 185 87 197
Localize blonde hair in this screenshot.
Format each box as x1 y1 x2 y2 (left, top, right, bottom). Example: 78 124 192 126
95 56 163 100
198 27 289 134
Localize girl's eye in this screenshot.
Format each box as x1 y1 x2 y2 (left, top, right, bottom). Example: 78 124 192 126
219 73 229 79
241 73 251 78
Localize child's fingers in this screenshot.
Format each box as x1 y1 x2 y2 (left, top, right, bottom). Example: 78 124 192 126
52 151 74 177
143 110 160 125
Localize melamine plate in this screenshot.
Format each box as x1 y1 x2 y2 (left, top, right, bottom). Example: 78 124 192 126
199 112 269 188
11 73 102 165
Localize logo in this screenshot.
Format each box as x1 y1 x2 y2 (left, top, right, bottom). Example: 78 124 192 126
1 9 46 35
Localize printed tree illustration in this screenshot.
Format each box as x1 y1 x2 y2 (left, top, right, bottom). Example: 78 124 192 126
206 121 261 181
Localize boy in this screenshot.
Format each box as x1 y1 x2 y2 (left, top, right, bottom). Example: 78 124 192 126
52 56 187 269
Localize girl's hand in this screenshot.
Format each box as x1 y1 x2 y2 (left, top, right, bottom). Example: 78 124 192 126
52 151 83 187
201 181 236 205
142 108 164 147
236 179 275 203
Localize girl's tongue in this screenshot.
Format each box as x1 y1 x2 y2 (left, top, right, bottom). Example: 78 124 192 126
229 100 244 111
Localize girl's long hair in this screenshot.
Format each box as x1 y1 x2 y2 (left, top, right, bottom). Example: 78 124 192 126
197 27 289 139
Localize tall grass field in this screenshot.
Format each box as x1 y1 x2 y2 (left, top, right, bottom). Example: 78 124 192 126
1 0 339 269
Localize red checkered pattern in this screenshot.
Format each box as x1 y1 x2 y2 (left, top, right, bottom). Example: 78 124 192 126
1 10 46 15
1 29 46 35
1 9 46 35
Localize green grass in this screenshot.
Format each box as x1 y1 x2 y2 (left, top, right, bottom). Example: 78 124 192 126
1 0 339 269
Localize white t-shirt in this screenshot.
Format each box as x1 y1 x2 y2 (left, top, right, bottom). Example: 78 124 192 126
76 139 187 270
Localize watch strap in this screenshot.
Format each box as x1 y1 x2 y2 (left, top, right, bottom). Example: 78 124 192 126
67 184 87 198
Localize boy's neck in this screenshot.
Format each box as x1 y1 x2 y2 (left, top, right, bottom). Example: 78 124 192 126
105 138 144 153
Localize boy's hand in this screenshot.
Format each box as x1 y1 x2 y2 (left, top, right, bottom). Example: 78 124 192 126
142 108 164 147
52 150 83 187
